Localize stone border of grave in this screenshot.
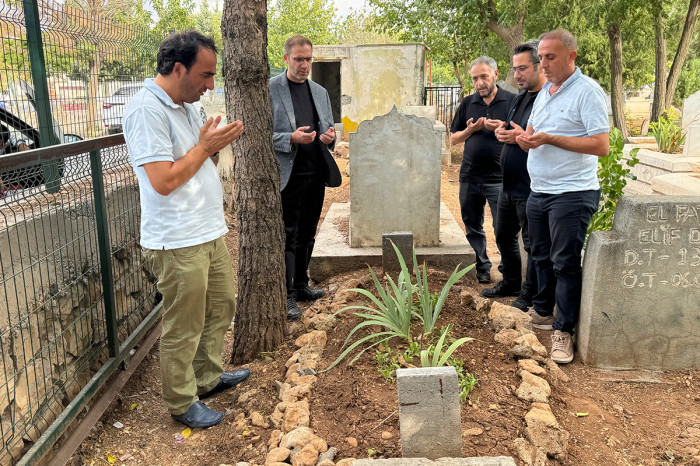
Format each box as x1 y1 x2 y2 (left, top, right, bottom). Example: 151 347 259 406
483 295 572 465
230 282 574 466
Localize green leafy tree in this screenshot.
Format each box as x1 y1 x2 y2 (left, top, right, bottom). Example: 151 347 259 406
267 0 336 68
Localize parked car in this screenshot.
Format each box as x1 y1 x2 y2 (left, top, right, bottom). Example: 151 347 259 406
0 81 82 194
102 82 208 134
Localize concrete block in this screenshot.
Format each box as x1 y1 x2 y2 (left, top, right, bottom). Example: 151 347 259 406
382 232 414 273
352 458 516 465
401 105 437 121
397 367 462 459
580 195 700 370
349 107 442 247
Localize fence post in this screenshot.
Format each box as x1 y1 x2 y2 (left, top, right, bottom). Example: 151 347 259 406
90 149 119 358
22 0 62 192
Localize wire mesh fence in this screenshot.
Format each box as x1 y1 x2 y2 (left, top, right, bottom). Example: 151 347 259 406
0 1 172 463
0 137 162 465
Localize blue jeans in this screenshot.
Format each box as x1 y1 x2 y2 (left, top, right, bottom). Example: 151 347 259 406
495 191 536 296
459 182 501 274
526 190 600 334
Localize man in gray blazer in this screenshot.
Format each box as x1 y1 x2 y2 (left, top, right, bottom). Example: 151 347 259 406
270 35 341 320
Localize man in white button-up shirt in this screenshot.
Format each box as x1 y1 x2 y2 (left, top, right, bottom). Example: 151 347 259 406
516 29 609 365
124 30 249 428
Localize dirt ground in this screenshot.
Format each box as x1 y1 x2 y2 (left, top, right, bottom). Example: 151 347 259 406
65 148 700 466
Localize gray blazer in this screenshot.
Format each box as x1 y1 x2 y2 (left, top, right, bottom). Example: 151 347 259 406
270 72 341 191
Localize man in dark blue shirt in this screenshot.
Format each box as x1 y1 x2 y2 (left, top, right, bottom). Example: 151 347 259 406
450 56 515 283
481 41 546 311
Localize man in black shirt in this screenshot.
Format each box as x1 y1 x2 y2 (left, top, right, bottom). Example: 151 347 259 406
450 56 515 283
481 42 546 310
270 35 341 320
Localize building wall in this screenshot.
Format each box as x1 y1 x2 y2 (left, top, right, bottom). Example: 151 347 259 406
313 43 427 133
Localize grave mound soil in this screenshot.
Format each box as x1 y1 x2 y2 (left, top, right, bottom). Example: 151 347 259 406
67 161 700 466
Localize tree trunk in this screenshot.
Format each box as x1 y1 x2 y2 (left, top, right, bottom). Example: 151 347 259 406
651 0 667 122
664 0 700 110
608 23 629 140
222 0 287 364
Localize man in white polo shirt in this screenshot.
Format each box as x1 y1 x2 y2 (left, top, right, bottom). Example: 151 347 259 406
124 30 249 428
516 29 609 364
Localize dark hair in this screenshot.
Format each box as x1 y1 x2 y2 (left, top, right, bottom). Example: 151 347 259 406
284 35 313 55
157 29 217 76
513 41 540 66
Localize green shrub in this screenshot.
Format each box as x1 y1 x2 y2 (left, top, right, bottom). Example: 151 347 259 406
650 108 686 153
588 128 640 235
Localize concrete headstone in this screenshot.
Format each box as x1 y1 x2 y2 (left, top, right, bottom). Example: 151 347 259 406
579 196 700 369
397 367 462 459
682 89 700 133
683 124 700 157
349 107 441 247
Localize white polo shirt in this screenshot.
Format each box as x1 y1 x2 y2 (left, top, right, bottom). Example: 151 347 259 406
527 67 609 194
124 79 227 250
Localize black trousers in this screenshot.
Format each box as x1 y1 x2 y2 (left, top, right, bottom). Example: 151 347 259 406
494 190 536 296
527 189 600 334
281 173 325 298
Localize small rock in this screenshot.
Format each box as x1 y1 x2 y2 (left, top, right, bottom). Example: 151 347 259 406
474 296 491 313
268 429 283 448
317 460 335 466
510 344 547 362
282 400 310 433
317 446 338 463
286 353 300 368
250 411 269 428
511 437 536 466
518 359 547 376
544 358 571 383
381 431 393 439
514 333 548 358
237 389 260 404
463 427 483 436
291 444 319 466
336 459 356 466
489 301 532 331
346 437 358 447
281 383 312 403
516 371 551 403
525 402 569 460
494 329 520 346
266 447 291 464
295 330 327 349
460 289 476 305
280 426 322 450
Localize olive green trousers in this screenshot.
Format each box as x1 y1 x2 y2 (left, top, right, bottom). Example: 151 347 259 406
143 236 236 415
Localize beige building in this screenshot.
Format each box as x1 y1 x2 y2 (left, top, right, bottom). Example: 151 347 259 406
311 43 427 133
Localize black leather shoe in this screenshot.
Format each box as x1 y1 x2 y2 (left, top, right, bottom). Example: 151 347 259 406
199 368 251 400
287 297 302 321
171 401 223 428
512 292 532 312
476 271 491 284
296 284 325 302
481 281 520 298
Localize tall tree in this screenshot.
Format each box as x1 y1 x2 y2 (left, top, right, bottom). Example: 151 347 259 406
266 0 336 68
651 0 700 121
222 0 287 364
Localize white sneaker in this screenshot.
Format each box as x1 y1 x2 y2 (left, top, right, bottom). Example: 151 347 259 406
550 330 574 364
526 307 555 330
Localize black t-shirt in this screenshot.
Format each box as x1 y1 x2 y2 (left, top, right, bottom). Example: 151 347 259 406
450 86 515 183
288 77 324 176
500 90 539 197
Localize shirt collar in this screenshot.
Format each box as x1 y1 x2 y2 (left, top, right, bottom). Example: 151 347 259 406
542 67 582 94
144 78 182 109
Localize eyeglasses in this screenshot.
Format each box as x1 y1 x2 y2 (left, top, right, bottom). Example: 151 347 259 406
511 65 531 74
292 57 313 64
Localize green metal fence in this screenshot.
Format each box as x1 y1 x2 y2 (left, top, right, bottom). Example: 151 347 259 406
0 1 170 464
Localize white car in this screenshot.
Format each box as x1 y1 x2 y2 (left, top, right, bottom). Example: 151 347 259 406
102 82 207 134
